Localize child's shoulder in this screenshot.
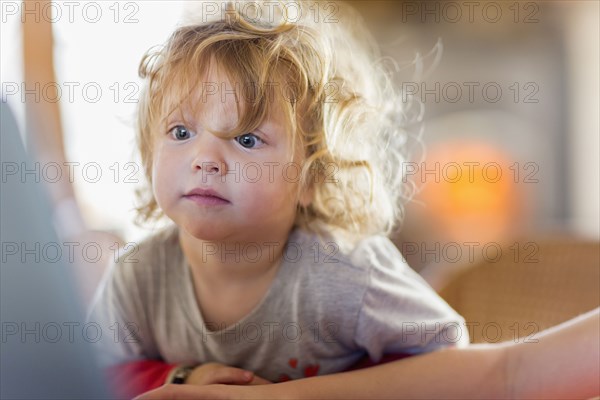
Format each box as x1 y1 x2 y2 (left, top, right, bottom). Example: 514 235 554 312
287 227 410 279
284 228 426 326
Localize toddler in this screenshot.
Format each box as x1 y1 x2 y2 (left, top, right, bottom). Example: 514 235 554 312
88 0 469 395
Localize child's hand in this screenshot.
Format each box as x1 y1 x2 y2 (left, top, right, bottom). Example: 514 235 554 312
185 363 272 386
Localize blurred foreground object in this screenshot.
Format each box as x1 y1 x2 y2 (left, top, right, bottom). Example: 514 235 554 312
1 102 112 399
20 0 125 305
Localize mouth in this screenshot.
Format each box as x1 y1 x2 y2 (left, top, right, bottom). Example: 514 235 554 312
183 188 230 206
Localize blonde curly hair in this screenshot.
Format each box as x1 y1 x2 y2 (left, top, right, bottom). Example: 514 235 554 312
134 1 412 248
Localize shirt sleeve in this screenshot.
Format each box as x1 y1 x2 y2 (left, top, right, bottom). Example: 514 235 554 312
86 245 158 369
353 236 469 362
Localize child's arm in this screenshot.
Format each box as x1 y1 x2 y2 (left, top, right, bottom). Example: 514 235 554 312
112 353 411 396
135 308 599 399
106 360 268 398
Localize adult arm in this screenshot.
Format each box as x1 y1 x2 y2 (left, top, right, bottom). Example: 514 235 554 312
135 343 508 399
136 308 599 399
508 307 599 399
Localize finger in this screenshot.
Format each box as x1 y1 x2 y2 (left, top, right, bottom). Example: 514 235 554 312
248 375 273 385
206 367 254 385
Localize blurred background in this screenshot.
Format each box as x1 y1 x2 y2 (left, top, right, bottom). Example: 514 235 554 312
1 1 598 310
346 1 600 285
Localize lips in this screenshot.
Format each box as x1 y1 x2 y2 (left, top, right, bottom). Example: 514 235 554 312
183 188 230 206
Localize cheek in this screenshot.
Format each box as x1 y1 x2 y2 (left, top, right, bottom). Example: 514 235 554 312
248 173 300 214
151 149 178 203
150 160 164 205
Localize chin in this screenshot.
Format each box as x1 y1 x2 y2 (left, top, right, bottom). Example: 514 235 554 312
180 222 230 242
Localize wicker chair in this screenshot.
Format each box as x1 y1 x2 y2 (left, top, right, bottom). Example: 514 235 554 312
438 237 600 344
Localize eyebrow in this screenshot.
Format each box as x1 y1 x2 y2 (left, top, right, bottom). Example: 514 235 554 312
255 127 272 140
256 120 283 140
165 108 190 125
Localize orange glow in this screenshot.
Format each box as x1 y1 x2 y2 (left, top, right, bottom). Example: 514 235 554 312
418 141 522 243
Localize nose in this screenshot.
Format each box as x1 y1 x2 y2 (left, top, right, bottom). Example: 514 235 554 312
199 162 220 174
191 133 227 177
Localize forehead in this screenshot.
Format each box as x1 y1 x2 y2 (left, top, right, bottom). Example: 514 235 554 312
184 65 239 133
168 62 288 137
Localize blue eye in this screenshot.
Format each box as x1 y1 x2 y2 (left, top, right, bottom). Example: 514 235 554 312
236 133 264 149
169 125 191 141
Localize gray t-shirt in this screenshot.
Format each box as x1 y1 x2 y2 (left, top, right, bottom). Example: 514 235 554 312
87 224 468 382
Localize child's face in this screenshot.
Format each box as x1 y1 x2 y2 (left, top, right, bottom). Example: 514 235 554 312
151 65 309 243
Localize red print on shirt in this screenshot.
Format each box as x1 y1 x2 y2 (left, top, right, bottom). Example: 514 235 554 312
279 358 320 382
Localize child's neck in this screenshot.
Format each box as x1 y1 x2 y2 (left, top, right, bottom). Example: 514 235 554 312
178 228 289 287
